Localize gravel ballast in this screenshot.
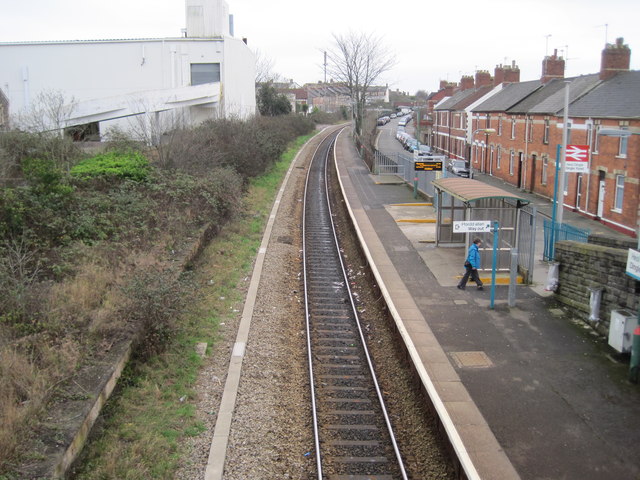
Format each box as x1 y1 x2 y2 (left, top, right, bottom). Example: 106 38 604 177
175 128 456 479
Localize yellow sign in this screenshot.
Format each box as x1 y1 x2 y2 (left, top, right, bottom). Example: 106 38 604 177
414 161 443 171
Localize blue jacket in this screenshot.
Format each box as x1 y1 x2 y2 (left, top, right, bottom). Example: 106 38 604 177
466 243 481 269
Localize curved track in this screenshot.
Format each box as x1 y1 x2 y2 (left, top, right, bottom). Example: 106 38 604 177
302 129 408 480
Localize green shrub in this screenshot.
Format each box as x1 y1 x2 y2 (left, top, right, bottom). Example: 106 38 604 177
70 151 151 182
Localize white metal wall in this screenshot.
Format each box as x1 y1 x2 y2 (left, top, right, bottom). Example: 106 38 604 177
0 36 255 131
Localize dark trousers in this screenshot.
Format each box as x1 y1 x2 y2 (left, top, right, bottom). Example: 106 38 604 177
458 266 482 288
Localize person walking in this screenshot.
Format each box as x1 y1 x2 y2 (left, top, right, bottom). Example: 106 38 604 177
457 238 484 290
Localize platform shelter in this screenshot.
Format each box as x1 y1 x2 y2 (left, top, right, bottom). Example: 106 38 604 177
433 177 534 276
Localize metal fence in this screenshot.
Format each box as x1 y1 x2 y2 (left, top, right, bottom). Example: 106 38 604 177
543 218 590 261
373 150 404 176
513 203 537 283
373 151 448 199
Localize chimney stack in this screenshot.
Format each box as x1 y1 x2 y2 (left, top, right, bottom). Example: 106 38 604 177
504 61 520 83
443 83 456 96
600 37 631 81
494 64 505 86
460 75 475 91
541 49 565 83
475 70 492 87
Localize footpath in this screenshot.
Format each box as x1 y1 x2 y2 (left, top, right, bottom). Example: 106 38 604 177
336 126 640 480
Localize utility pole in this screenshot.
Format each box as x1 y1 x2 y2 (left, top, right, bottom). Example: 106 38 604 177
555 81 570 226
323 51 327 83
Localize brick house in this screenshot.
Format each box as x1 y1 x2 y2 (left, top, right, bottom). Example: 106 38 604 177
469 38 638 237
432 63 523 169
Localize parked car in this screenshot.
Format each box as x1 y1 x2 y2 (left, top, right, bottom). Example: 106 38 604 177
447 159 470 177
405 139 418 152
396 131 410 144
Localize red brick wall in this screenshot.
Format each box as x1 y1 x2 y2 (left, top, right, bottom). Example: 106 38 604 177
481 113 639 237
600 38 631 81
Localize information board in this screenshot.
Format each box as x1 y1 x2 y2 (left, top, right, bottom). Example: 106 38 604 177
414 161 443 171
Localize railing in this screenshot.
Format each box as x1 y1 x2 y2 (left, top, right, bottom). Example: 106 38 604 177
543 218 590 261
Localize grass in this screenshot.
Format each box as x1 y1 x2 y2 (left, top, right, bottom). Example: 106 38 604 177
70 132 316 479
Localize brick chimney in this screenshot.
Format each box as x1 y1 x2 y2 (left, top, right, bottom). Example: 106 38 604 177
460 75 475 90
600 37 631 81
443 82 456 96
504 61 520 83
494 64 505 86
541 49 565 83
475 70 492 87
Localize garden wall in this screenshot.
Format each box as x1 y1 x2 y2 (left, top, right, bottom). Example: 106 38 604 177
555 234 639 336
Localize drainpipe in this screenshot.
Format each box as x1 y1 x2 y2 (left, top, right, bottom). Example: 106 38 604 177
524 115 529 191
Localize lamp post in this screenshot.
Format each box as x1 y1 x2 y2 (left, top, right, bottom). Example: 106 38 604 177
597 127 639 383
469 128 496 179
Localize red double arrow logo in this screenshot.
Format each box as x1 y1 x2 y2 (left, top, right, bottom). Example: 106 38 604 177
566 144 589 161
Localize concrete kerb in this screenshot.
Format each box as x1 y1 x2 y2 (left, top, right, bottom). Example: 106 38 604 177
333 128 520 480
203 126 338 480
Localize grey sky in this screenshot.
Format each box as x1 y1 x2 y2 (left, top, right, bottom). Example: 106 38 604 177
1 0 639 93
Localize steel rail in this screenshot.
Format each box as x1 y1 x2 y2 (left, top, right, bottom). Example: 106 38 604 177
303 127 408 479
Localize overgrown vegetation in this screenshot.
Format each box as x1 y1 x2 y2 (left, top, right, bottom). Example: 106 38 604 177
0 113 316 477
70 133 314 479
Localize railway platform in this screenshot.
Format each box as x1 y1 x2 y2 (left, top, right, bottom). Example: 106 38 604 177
334 128 640 480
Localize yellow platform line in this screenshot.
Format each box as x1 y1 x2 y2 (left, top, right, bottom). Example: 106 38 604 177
391 203 433 206
455 275 524 285
396 219 437 223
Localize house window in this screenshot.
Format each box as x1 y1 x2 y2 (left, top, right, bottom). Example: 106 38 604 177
486 114 491 129
543 118 550 144
490 146 494 171
619 128 629 157
191 63 221 85
498 116 503 136
567 122 572 144
614 175 625 211
541 155 548 185
497 146 502 169
509 150 515 175
593 125 600 153
511 117 516 139
527 118 534 143
586 123 593 150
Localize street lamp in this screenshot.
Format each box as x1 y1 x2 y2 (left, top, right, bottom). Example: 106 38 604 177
469 128 496 179
597 127 640 383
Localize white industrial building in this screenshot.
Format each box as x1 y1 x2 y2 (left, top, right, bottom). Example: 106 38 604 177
0 0 256 139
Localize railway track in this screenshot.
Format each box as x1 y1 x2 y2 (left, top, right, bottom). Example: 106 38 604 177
303 129 408 480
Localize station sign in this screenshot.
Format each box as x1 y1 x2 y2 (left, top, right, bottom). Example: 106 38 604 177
414 161 443 171
453 220 492 233
627 249 640 281
565 144 590 173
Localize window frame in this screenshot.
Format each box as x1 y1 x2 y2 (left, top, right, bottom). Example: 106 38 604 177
543 118 550 144
614 174 625 212
190 62 221 85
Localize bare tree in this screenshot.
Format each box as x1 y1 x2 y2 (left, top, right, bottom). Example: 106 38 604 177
123 100 189 169
326 32 396 136
13 90 76 134
254 49 282 85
